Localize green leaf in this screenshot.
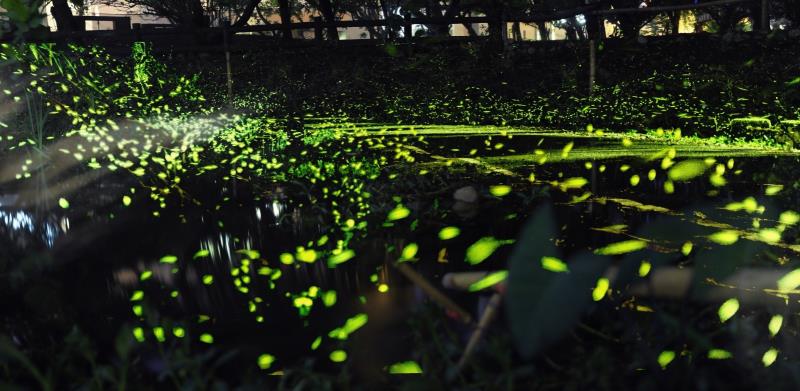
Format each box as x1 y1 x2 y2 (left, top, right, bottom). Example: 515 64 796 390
765 184 783 195
489 185 511 197
708 230 739 245
438 226 460 240
507 206 611 359
468 270 507 291
758 229 781 244
0 0 35 24
717 298 739 323
541 256 568 272
762 348 778 367
236 249 260 259
560 141 574 158
777 268 800 292
400 243 418 261
328 249 355 266
594 240 647 255
388 360 423 374
0 335 49 389
780 210 799 225
193 249 210 259
681 241 693 256
329 350 347 362
387 205 410 221
592 277 610 301
668 159 708 181
658 351 675 369
465 237 513 265
257 354 275 370
328 313 368 340
593 224 628 234
558 177 588 190
296 248 317 263
707 349 732 359
768 315 783 337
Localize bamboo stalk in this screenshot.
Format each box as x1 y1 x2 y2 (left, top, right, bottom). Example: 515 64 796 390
589 39 596 95
455 292 504 373
222 21 233 107
394 262 473 324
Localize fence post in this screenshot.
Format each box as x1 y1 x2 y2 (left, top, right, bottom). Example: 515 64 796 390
670 11 680 34
596 14 605 40
114 17 131 31
404 13 412 43
589 39 596 95
222 20 233 107
387 15 397 41
314 16 323 41
132 23 141 42
498 9 508 51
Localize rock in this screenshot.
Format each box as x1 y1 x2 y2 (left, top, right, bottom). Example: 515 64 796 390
452 201 479 219
453 186 478 203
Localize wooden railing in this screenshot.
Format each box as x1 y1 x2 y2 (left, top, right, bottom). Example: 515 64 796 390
7 0 768 44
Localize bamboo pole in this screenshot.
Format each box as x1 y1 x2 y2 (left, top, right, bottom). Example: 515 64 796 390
589 39 596 95
455 292 503 373
222 21 233 107
394 262 473 324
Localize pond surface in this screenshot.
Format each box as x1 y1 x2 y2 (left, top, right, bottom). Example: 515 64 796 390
2 120 800 384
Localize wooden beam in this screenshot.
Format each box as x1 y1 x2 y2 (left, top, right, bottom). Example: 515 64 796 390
591 0 756 16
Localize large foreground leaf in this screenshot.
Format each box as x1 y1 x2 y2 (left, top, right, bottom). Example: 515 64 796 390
506 206 611 359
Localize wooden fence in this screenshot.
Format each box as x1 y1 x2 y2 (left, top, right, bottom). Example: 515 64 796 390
3 0 774 103
13 0 769 47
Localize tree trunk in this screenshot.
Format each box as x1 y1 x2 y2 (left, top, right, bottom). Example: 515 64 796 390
618 16 643 38
564 23 577 40
586 14 604 40
233 0 261 28
439 0 461 36
51 0 82 32
379 0 396 39
462 11 478 37
512 21 522 41
572 16 586 40
278 0 293 39
181 0 209 29
669 11 680 34
487 0 505 48
318 0 339 40
536 21 549 40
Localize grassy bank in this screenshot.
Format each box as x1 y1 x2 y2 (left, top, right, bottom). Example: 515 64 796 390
177 32 800 145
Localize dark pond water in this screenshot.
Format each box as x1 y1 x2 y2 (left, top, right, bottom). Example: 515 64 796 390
2 122 799 383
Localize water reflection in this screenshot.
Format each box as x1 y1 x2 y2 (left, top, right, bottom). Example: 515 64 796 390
3 123 800 380
0 205 68 248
